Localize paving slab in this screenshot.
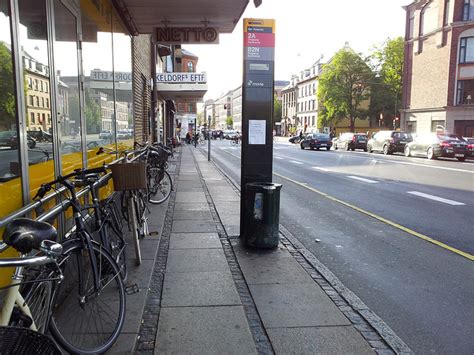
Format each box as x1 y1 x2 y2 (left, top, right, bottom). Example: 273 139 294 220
169 232 221 249
178 174 199 181
171 219 217 233
111 332 138 354
218 213 240 227
213 201 240 214
267 327 374 355
224 224 240 237
174 202 209 211
173 210 213 220
166 248 229 273
249 282 351 328
175 191 207 203
137 238 159 260
155 306 256 355
233 244 314 285
161 271 241 307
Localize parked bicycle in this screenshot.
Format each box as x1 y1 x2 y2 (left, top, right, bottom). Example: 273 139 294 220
33 168 126 354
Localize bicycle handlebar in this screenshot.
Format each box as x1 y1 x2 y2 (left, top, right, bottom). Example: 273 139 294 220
34 167 107 200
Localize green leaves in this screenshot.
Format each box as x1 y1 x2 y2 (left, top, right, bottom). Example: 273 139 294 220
0 42 16 130
318 48 374 132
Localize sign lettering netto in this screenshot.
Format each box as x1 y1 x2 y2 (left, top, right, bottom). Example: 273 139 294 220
155 27 219 44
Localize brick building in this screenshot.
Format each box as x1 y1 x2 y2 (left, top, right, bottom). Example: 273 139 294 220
175 48 198 134
402 0 474 136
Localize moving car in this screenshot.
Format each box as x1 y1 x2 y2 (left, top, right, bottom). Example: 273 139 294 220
300 133 332 150
289 135 303 144
367 130 412 155
334 132 368 151
223 130 238 139
0 131 36 149
404 133 468 161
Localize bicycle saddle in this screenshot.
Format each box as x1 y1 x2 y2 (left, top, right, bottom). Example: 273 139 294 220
2 218 58 254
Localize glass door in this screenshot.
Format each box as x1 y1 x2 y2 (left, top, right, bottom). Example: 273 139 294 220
52 0 83 173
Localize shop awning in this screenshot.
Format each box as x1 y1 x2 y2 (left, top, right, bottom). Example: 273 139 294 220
113 0 250 35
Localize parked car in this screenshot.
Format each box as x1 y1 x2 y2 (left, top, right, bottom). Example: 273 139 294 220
0 130 36 149
463 137 474 158
117 130 130 139
300 133 332 150
334 132 368 151
99 130 112 140
404 133 468 161
367 130 412 155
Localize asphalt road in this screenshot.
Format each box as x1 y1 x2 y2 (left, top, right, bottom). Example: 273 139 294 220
202 139 474 355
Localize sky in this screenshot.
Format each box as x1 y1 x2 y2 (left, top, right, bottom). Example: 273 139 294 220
187 0 413 101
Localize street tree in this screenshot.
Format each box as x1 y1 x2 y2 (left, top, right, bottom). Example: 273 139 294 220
318 48 374 132
68 91 101 134
226 116 233 128
369 37 404 123
0 42 16 130
273 94 282 124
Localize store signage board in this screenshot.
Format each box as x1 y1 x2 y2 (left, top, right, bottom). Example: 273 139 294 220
240 18 275 239
155 27 219 44
91 70 207 84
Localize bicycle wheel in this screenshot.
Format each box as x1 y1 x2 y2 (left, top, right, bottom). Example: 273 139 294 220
23 278 54 334
148 168 172 205
49 240 126 354
103 219 127 281
129 195 142 265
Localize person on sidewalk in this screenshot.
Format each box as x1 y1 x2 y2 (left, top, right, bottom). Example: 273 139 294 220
193 132 199 147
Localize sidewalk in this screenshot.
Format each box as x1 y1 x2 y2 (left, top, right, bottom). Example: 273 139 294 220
123 145 397 354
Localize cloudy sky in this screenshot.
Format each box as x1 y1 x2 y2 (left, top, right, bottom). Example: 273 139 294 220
187 0 413 100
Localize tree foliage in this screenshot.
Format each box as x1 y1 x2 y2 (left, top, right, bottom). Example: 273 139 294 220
226 116 233 128
68 91 101 134
369 37 404 121
273 94 282 123
0 42 16 130
318 48 374 132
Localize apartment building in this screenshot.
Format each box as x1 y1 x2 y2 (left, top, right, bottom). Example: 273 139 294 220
402 0 474 136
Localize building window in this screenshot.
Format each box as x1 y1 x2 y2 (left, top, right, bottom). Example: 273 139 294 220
30 112 35 123
406 121 417 133
41 97 44 107
463 0 474 21
456 80 474 104
187 61 194 72
459 37 474 63
29 95 33 106
46 98 49 108
407 16 414 39
444 0 450 25
431 120 446 132
35 97 39 106
420 2 439 36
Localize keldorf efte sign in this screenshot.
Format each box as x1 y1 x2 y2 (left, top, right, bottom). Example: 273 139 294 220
90 70 207 84
155 27 219 44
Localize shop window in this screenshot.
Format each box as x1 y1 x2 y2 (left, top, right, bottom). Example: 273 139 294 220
18 0 55 197
431 120 446 132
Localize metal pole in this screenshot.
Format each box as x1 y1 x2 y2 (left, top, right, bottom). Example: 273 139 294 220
208 115 211 161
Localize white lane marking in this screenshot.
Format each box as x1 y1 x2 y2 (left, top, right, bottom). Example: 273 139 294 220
312 167 331 172
275 156 284 160
290 160 303 165
348 176 379 184
407 191 466 206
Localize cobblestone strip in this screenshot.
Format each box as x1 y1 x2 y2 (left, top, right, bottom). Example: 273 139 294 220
134 150 181 354
195 148 412 355
191 149 274 355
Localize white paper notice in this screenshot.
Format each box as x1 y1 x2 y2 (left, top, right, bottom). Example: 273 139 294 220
249 120 266 145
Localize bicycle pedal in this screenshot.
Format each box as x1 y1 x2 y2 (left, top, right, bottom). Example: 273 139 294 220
125 283 140 295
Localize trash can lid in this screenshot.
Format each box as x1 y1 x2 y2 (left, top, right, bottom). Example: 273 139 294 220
246 182 282 191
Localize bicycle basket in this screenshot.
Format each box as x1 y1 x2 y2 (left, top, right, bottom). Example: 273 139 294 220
0 326 62 355
110 162 147 191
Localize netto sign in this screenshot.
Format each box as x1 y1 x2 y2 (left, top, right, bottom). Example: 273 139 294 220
155 27 219 44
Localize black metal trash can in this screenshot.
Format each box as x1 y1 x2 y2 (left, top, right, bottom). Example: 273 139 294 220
242 182 282 248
